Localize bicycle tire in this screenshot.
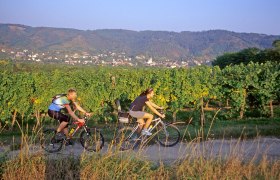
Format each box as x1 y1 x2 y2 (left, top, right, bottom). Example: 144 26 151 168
115 127 140 151
156 124 180 147
41 129 63 153
80 128 104 152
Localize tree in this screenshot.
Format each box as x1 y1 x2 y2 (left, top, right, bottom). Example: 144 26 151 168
212 48 260 68
255 62 280 117
272 40 280 51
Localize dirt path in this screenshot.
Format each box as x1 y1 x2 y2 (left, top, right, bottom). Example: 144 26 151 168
142 137 280 164
2 137 280 164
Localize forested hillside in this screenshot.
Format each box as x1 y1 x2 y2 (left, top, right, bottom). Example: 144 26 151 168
1 24 279 62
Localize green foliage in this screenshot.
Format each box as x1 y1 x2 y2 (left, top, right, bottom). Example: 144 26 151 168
213 48 261 68
0 61 279 124
273 40 280 51
212 41 280 68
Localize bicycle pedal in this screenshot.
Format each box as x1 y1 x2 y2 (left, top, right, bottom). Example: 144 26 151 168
65 139 74 146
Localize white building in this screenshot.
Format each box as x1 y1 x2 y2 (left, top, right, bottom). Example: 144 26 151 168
147 58 153 64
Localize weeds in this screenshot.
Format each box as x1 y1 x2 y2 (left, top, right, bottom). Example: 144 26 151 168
0 118 280 180
1 149 279 180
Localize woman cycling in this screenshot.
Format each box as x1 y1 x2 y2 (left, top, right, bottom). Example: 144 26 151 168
129 88 165 136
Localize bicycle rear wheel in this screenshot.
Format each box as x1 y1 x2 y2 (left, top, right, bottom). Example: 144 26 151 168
40 129 63 153
156 124 180 147
80 128 104 152
115 127 140 151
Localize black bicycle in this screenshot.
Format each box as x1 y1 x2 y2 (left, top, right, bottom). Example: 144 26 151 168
41 116 104 153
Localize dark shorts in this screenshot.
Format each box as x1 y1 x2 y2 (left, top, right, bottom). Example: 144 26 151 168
48 109 70 123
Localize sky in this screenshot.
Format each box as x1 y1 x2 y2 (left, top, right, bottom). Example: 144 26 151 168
0 0 279 35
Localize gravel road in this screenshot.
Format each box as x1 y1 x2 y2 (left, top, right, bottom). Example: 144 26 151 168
2 137 280 164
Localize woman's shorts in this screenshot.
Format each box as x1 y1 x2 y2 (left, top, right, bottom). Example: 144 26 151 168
129 110 146 119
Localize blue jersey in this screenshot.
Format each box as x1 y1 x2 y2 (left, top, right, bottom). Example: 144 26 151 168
48 96 71 111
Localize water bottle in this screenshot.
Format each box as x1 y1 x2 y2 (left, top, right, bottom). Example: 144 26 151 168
148 125 153 131
69 127 75 136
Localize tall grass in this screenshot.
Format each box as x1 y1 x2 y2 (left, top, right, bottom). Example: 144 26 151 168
1 119 280 180
1 149 280 179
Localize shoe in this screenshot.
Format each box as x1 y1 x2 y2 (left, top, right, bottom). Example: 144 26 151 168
55 132 65 141
141 129 152 136
65 139 74 146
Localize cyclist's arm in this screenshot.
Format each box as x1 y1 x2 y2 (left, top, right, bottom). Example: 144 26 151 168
73 102 90 115
73 102 86 113
145 101 164 118
149 101 163 109
65 104 82 122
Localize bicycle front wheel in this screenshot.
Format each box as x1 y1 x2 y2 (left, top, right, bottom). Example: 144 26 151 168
156 124 180 147
40 129 63 153
80 128 104 152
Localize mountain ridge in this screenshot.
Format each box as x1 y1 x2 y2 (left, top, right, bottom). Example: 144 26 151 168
1 23 279 62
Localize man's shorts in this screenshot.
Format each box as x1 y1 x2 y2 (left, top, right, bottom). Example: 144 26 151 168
48 109 70 123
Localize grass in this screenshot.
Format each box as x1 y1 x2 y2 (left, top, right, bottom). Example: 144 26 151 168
2 105 280 135
178 117 280 142
1 116 280 148
1 139 280 179
171 107 280 141
1 109 280 179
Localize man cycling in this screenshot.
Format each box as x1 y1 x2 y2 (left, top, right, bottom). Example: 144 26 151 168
129 88 165 136
48 88 90 145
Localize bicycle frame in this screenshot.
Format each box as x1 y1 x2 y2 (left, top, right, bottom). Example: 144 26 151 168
68 117 90 138
126 117 166 139
42 115 105 153
149 118 165 132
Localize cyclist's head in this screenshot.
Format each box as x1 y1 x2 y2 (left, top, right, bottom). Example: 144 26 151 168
67 88 77 100
140 88 154 99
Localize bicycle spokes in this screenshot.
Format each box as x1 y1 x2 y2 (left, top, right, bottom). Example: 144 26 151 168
80 128 104 152
41 129 64 153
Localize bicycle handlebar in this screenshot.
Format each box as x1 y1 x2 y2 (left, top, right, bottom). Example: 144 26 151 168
71 115 90 127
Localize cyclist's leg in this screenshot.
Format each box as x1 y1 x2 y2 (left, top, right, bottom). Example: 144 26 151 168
129 110 153 134
57 122 67 133
136 118 145 133
48 110 70 135
142 113 153 130
58 114 70 137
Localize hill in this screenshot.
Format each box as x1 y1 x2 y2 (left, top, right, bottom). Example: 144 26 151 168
0 23 279 63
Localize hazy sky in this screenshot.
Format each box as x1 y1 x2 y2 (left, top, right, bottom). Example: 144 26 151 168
0 0 279 35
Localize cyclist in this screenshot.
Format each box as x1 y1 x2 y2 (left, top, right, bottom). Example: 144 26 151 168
129 88 165 136
48 88 91 145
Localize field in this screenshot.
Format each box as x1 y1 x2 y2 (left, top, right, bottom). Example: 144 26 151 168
1 107 280 146
1 61 280 179
1 107 280 180
1 108 280 179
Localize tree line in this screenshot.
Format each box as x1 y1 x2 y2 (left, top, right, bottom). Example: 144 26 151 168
212 40 280 68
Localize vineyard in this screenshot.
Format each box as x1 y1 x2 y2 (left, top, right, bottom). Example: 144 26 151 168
0 60 279 127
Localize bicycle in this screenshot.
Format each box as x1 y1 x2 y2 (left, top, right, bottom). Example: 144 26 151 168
115 110 180 151
41 116 104 153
